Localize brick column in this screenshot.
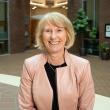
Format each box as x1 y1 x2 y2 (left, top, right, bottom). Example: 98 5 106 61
8 0 30 53
67 0 81 21
67 0 82 54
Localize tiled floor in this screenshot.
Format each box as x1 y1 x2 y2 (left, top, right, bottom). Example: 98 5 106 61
85 55 110 97
0 83 19 110
0 48 110 109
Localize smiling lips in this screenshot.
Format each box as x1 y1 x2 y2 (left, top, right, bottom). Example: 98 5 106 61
49 41 60 45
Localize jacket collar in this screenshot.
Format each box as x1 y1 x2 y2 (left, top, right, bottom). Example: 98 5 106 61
41 49 72 67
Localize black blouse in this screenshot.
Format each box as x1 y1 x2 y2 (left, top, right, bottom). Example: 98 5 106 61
44 62 67 110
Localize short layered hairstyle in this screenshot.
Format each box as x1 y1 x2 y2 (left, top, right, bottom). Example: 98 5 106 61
35 12 75 50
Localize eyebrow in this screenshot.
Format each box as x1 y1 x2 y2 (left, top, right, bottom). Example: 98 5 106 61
44 26 65 29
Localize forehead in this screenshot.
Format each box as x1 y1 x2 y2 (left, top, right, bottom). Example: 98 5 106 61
43 21 64 29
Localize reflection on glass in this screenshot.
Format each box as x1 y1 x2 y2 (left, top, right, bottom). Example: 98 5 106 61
0 1 8 54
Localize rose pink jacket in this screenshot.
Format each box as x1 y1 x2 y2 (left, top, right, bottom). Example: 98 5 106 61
18 50 95 110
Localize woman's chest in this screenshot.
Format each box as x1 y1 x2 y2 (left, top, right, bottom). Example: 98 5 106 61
32 67 79 110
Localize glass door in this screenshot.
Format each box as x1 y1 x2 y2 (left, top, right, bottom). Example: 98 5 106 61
82 0 99 55
0 0 8 54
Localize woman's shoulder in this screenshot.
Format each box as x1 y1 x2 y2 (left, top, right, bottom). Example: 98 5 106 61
24 53 44 65
69 54 91 81
69 53 89 65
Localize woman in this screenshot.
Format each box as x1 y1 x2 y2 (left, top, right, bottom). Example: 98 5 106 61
18 12 95 110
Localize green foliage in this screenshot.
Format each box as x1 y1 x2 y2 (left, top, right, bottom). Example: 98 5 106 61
89 27 97 39
73 8 89 34
73 8 98 39
99 42 110 53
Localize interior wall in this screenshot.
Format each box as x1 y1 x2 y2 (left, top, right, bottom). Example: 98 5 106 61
95 0 99 28
99 0 110 43
30 19 38 46
87 0 94 21
67 0 81 21
67 0 82 54
9 0 23 53
9 0 29 53
31 7 67 16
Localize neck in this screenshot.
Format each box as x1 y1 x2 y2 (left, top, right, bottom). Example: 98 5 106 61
47 50 65 65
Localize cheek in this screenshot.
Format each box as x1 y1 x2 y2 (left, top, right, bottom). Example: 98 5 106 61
42 35 48 42
62 34 67 43
42 36 50 48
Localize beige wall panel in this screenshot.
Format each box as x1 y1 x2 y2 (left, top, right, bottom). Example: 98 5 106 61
31 7 67 16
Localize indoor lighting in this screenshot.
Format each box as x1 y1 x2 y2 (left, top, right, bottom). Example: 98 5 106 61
52 1 67 8
30 1 48 8
32 6 37 10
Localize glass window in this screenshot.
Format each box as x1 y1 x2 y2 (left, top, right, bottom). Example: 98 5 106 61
0 1 8 54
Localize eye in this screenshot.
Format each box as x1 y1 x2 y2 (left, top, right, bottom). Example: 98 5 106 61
44 29 51 33
57 29 62 32
57 28 64 32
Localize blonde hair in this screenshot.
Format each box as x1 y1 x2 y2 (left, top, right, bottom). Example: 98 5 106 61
35 12 75 50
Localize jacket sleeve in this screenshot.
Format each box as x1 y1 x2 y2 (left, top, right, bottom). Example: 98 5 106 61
78 61 95 110
18 60 37 110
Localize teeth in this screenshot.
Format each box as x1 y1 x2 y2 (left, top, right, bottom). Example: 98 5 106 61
49 41 59 45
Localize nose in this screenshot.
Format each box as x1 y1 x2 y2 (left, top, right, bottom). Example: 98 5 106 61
50 31 57 40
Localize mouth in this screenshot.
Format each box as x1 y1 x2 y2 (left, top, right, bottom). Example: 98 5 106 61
49 41 60 45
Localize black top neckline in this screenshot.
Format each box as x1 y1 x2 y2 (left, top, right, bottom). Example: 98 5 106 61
44 62 67 110
47 62 67 69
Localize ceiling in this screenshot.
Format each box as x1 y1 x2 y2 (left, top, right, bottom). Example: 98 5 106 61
30 0 68 8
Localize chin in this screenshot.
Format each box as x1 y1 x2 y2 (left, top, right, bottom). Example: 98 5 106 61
47 48 64 54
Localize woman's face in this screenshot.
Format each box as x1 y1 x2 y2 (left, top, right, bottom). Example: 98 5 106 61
42 22 67 54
